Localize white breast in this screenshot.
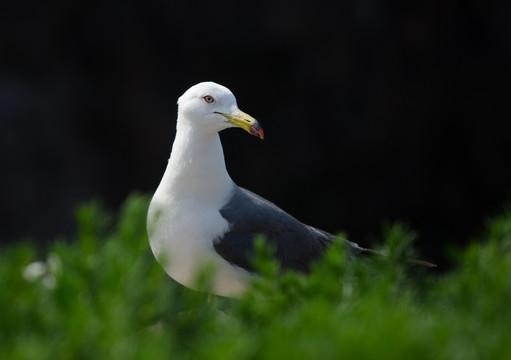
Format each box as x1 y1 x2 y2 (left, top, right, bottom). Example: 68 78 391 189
147 129 251 297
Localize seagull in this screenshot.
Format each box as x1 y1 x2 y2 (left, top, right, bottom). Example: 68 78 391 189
147 82 433 298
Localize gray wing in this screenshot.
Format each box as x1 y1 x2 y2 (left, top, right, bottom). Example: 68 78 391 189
215 186 361 273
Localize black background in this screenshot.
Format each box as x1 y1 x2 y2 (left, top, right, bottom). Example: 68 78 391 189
2 0 510 266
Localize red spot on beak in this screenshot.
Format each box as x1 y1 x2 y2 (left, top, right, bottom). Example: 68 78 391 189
250 125 264 139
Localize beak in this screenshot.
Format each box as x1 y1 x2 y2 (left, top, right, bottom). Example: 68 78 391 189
216 110 264 139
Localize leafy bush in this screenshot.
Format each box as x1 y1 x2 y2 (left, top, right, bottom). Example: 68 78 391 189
1 194 510 359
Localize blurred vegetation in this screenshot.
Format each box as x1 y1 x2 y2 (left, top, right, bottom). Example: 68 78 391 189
1 194 510 359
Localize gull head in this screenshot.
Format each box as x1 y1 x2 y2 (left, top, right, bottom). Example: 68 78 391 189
177 82 264 139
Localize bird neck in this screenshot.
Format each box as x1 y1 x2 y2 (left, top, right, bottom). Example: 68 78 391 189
162 124 234 202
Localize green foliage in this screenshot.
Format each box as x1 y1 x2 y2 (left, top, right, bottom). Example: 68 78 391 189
1 194 511 359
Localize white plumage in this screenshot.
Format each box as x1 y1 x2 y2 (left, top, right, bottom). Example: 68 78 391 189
148 82 258 297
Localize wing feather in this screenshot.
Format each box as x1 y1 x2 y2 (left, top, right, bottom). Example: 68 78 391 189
215 186 333 272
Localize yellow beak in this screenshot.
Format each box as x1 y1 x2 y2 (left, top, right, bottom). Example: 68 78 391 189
216 110 264 139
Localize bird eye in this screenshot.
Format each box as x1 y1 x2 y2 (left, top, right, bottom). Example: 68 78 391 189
203 95 215 104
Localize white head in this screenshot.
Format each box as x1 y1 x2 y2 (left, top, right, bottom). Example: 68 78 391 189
177 82 264 139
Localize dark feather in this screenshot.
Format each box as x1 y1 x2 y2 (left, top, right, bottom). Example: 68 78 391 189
215 186 362 273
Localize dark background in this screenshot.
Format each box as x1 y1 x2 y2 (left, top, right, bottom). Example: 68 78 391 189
2 0 510 266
